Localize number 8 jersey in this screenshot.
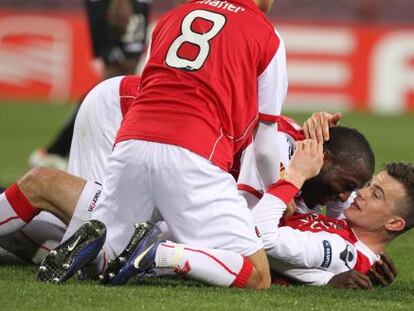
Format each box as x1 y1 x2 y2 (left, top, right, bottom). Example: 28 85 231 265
116 0 287 172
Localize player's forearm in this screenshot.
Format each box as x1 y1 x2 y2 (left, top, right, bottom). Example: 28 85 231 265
252 193 287 248
273 267 335 286
253 180 299 249
253 121 281 189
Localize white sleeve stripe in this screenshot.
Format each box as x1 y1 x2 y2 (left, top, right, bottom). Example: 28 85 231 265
257 33 288 118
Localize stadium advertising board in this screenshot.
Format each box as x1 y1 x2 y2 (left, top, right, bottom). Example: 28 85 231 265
280 23 414 112
0 11 99 102
0 11 413 112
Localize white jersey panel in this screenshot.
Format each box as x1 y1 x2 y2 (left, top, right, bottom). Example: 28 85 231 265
238 132 293 208
257 31 287 119
68 76 124 182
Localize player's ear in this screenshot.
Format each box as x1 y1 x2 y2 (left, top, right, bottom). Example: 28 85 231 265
385 216 406 233
322 148 331 163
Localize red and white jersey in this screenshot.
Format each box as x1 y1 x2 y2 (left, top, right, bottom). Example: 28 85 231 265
267 213 379 285
116 0 287 171
237 116 352 219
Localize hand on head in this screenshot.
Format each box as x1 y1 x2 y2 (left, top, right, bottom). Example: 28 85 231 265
303 112 342 143
284 139 324 189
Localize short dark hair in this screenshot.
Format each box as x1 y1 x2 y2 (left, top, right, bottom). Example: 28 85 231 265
385 162 414 232
324 126 375 176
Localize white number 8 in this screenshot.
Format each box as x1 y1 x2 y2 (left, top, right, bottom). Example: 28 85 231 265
166 10 226 71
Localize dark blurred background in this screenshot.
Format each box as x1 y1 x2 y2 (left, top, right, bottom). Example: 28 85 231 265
1 0 413 23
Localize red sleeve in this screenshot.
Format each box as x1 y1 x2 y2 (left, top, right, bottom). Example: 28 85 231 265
266 179 299 205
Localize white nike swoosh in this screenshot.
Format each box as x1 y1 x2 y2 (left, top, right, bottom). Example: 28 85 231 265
133 246 152 269
67 237 82 252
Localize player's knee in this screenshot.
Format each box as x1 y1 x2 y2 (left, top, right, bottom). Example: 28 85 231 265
18 167 53 204
19 167 48 187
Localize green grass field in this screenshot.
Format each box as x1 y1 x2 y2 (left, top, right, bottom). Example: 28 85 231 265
0 102 413 310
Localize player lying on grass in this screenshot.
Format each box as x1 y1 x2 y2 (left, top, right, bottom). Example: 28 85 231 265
18 152 404 290
0 76 394 288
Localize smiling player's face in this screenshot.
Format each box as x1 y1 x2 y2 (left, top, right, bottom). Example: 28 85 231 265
345 171 406 232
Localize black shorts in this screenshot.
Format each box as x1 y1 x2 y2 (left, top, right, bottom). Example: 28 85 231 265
85 0 151 65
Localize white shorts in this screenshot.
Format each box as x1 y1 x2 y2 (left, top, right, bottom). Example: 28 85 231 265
92 140 263 258
68 76 124 182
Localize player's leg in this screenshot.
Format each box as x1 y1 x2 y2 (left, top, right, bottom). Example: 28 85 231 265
38 142 157 282
3 75 122 264
100 141 270 288
150 144 271 289
64 75 124 241
99 218 265 288
0 167 91 236
0 212 66 264
17 168 86 224
130 233 258 288
37 141 270 288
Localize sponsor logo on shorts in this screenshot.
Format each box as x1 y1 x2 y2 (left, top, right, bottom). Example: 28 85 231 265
321 240 332 268
88 189 102 212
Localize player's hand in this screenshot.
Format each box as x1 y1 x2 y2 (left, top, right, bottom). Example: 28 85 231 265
328 270 373 290
303 112 342 143
108 0 134 36
283 199 297 219
284 139 323 189
367 253 398 287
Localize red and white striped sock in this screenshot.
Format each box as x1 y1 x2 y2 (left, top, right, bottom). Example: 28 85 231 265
154 241 253 288
0 183 39 236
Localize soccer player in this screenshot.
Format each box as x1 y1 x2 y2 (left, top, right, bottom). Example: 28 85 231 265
28 0 152 170
110 161 408 289
237 115 361 219
38 0 289 289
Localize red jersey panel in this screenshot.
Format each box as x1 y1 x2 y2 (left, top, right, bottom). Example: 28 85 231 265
116 0 282 171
